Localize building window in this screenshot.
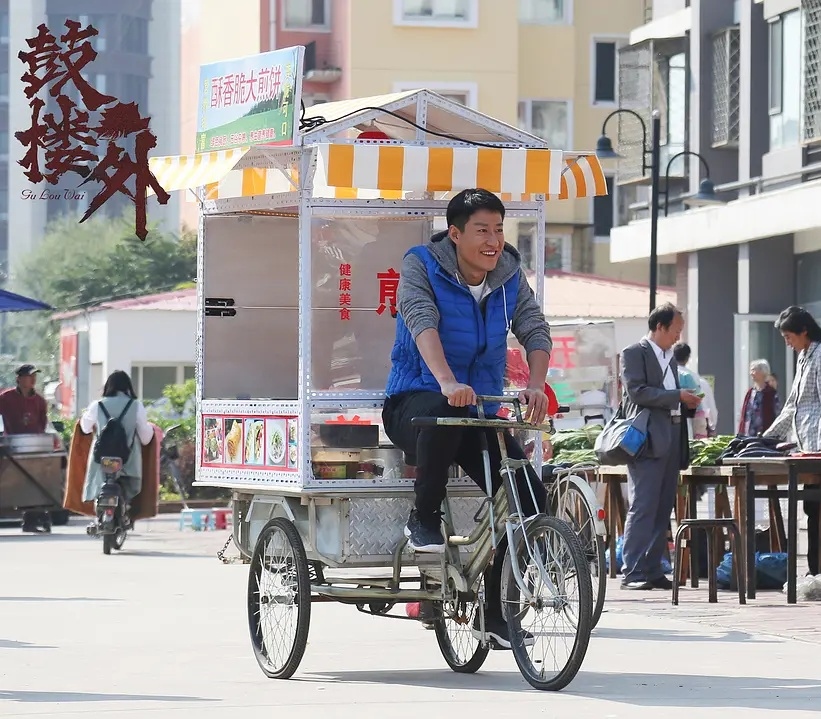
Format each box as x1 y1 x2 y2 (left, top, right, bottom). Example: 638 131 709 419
518 99 571 149
769 10 801 150
121 74 149 109
394 0 478 28
0 71 7 98
0 12 8 42
79 15 107 52
593 40 619 104
121 16 148 53
663 52 687 175
517 223 571 272
393 81 478 109
282 0 330 30
519 0 570 24
593 176 615 238
131 365 194 402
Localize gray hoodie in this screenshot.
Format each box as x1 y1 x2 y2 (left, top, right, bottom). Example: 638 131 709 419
397 230 553 357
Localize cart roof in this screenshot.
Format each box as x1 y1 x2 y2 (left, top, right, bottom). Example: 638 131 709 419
148 90 608 205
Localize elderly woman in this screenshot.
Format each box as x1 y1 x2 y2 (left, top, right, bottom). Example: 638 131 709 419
738 359 781 436
763 306 821 576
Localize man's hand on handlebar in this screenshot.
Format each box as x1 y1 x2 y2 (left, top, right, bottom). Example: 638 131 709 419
440 381 477 408
518 387 549 425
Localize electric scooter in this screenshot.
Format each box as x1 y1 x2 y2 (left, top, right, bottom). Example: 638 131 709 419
86 456 131 554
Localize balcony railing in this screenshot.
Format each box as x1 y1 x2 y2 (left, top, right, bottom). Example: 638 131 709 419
712 26 741 148
616 37 688 183
804 0 821 144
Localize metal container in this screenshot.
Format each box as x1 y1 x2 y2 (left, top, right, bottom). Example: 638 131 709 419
359 447 409 480
311 449 361 480
3 433 57 454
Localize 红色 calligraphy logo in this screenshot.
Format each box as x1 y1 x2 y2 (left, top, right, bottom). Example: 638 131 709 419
15 20 170 240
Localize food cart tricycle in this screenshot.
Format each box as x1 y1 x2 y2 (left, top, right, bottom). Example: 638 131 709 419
151 75 609 691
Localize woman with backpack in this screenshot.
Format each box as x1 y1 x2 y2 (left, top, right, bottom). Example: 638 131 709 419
79 370 154 509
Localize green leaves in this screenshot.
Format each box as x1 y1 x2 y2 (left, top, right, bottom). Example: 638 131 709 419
4 210 197 375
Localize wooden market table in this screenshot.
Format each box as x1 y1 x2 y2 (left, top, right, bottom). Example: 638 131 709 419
721 457 821 604
595 464 796 591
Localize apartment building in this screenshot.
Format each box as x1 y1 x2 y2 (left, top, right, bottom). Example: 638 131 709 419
608 0 821 433
260 0 649 282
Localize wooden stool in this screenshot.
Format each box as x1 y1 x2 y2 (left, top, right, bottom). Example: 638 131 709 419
672 518 746 606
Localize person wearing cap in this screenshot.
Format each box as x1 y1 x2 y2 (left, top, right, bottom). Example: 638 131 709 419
0 364 48 435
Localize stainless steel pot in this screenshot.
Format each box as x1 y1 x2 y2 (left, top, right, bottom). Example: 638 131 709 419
3 434 57 454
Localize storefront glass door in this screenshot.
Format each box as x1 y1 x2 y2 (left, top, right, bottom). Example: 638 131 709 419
733 314 795 430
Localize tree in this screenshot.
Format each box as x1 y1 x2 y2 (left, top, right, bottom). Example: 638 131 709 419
3 210 197 373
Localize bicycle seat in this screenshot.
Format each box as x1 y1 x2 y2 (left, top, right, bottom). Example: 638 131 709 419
403 452 417 467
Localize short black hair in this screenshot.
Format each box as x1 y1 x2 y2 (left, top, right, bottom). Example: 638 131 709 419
648 302 682 332
446 188 505 231
774 305 821 342
673 342 691 364
102 370 138 399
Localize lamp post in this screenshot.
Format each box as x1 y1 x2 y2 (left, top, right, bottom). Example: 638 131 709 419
596 109 660 314
596 111 724 314
663 151 723 216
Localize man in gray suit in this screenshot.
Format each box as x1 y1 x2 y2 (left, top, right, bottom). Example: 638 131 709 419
620 303 702 590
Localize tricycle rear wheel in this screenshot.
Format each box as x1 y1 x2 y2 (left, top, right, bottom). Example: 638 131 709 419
433 591 490 673
247 517 311 679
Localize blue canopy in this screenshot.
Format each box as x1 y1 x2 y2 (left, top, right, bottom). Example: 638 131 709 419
0 289 52 313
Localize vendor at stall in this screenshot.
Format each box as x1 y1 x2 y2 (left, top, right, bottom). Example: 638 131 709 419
0 364 48 435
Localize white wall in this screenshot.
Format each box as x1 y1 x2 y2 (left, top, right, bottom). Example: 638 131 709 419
104 310 195 374
60 308 195 405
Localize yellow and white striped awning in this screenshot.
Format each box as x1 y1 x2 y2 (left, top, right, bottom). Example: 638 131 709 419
148 143 608 203
558 155 608 199
317 143 564 197
148 147 250 196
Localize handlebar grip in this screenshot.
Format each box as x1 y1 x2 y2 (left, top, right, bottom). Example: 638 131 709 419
557 405 570 414
410 417 441 428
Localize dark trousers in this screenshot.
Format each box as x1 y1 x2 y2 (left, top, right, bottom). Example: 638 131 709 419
805 488 820 576
383 391 547 618
622 418 680 583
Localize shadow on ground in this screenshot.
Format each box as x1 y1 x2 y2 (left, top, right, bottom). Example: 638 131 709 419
0 596 120 603
298 668 821 710
591 626 780 644
0 689 217 704
0 639 56 649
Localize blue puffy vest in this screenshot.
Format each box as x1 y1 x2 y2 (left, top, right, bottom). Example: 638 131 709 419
385 246 519 415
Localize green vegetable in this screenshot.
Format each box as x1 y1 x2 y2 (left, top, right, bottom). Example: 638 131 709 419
689 435 734 467
552 449 598 465
551 425 603 452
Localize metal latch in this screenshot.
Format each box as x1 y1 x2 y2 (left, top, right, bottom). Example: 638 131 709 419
204 297 236 317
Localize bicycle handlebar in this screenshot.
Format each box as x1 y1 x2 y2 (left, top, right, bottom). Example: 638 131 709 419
410 394 568 433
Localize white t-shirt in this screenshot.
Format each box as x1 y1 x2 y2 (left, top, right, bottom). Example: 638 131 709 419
468 278 489 303
647 337 680 416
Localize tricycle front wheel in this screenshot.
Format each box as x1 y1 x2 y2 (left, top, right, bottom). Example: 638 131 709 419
247 517 311 679
503 516 593 691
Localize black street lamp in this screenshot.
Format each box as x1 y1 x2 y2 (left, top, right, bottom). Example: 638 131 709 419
663 151 723 216
596 109 662 314
596 110 724 314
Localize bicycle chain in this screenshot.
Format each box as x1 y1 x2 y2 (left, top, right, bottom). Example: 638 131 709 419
216 532 249 564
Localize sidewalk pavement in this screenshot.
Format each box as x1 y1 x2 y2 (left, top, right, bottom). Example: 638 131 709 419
604 577 821 644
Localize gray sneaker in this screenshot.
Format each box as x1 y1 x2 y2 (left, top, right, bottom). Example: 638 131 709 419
404 510 445 553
